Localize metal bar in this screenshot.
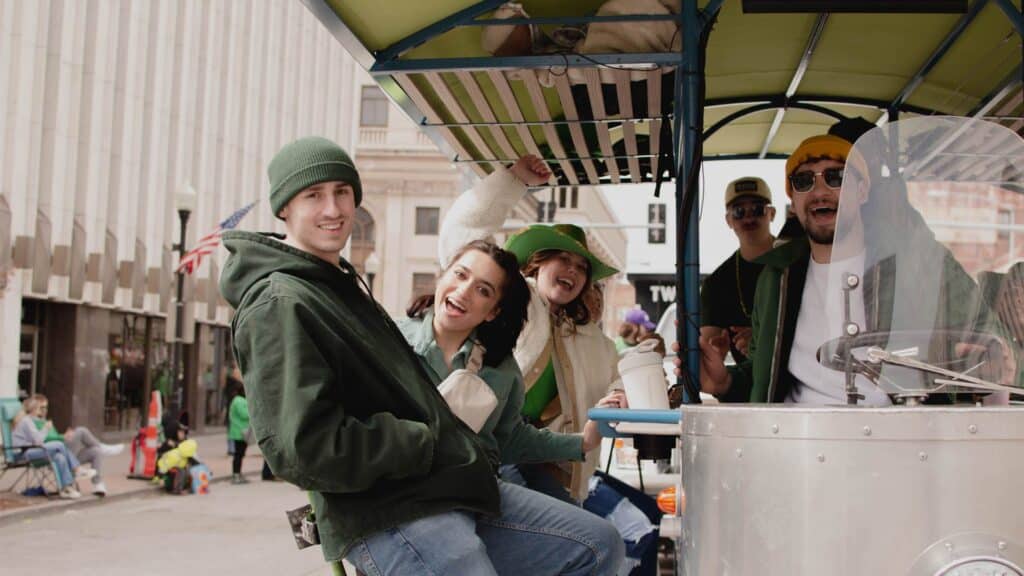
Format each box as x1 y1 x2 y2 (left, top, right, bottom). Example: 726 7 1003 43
453 71 519 160
554 75 602 184
455 153 658 164
704 152 791 161
648 69 664 182
931 220 1024 232
521 72 580 184
995 0 1024 37
759 13 829 158
371 52 683 73
298 0 376 69
703 102 846 145
423 72 504 167
422 116 671 127
934 88 1024 179
705 94 941 116
376 0 505 62
614 71 644 179
485 70 548 160
501 222 669 230
889 0 991 112
701 0 727 26
467 14 681 26
587 408 682 425
584 68 622 184
393 74 490 178
678 0 702 403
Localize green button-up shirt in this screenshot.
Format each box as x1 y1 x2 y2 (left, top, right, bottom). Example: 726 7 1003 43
398 312 584 465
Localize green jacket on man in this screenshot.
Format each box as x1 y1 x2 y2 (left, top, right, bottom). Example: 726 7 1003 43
220 231 499 562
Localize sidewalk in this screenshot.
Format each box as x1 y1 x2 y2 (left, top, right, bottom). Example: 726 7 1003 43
0 430 267 523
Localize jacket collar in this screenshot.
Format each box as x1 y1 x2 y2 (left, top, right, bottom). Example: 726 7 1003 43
757 235 811 270
409 311 477 378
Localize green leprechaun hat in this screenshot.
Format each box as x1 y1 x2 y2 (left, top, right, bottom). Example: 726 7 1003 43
505 223 619 281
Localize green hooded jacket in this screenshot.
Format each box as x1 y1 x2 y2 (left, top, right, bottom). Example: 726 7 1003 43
219 231 500 562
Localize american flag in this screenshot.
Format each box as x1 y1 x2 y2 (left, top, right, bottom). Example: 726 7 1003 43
177 201 257 274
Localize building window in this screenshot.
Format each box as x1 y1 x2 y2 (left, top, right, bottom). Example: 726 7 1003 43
360 86 389 127
412 273 436 298
415 207 440 235
350 207 376 274
998 208 1012 242
558 187 579 209
648 203 666 244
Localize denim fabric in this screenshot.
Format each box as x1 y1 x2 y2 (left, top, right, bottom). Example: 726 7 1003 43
498 463 577 505
20 441 78 488
345 480 624 575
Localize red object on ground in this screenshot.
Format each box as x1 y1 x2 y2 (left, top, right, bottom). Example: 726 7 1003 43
142 392 159 477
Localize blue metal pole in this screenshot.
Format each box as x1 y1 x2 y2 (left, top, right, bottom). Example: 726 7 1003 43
675 0 702 403
994 0 1024 38
376 0 505 62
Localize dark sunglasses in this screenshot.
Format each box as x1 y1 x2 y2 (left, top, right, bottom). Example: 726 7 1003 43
789 167 844 193
728 203 769 220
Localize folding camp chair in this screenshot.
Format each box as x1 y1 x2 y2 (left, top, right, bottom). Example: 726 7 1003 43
0 397 61 496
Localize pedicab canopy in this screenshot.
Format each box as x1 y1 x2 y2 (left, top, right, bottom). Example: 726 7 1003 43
304 0 1022 186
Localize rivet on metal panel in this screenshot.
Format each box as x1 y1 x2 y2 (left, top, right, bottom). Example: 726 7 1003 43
862 426 872 436
735 448 743 459
968 424 978 434
918 452 928 461
771 424 779 434
816 453 826 463
945 542 955 552
998 541 1008 551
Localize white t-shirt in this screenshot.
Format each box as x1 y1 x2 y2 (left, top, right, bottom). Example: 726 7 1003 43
786 253 892 406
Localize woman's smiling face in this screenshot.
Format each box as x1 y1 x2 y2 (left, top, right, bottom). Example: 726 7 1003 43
433 249 506 336
534 251 589 308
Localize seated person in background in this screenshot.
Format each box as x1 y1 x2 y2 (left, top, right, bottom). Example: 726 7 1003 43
700 177 776 365
158 411 189 458
30 394 122 496
10 395 97 499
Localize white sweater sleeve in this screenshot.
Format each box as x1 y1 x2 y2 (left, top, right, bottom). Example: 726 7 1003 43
438 166 527 269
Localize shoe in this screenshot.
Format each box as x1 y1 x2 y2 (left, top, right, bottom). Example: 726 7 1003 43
100 443 125 456
92 481 107 496
231 474 245 485
59 486 82 499
76 467 98 481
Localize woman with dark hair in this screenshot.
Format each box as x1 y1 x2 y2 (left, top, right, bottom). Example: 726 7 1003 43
398 240 616 469
439 156 628 503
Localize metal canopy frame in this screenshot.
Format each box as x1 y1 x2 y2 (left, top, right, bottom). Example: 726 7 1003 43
302 0 1024 403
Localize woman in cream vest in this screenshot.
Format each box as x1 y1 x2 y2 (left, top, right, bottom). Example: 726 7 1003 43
439 155 626 503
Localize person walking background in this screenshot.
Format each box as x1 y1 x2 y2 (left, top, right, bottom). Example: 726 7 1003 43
227 384 250 484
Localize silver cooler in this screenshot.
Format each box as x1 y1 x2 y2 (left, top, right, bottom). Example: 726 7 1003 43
679 404 1024 575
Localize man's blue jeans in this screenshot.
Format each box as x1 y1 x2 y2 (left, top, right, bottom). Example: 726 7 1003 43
345 480 624 575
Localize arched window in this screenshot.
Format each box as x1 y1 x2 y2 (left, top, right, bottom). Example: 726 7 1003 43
350 207 376 274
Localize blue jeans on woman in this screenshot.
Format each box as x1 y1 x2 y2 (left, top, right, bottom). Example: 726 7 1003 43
20 441 80 489
345 480 624 575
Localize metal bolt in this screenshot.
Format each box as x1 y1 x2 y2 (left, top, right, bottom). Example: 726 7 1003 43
771 424 779 434
735 449 743 459
998 541 1008 551
862 426 872 436
845 322 860 336
918 452 928 462
846 274 860 288
817 453 826 463
945 542 954 552
968 424 978 434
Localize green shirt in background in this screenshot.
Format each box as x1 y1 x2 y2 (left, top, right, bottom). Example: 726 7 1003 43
227 394 250 441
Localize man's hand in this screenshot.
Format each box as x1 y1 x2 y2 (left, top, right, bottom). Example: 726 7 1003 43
729 326 752 356
673 322 731 396
509 154 552 187
582 390 628 452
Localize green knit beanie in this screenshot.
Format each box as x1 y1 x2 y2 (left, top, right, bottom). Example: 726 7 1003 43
268 136 362 218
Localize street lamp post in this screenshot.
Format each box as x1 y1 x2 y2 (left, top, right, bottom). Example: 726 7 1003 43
364 251 380 295
171 184 196 418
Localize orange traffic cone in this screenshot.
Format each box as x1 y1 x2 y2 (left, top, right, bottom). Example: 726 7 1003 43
129 391 161 479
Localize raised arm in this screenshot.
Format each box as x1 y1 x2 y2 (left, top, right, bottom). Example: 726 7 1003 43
438 155 551 268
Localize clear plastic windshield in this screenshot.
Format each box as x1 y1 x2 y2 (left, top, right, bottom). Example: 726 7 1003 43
816 116 1024 404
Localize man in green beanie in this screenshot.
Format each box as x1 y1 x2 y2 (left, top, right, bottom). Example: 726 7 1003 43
220 136 623 574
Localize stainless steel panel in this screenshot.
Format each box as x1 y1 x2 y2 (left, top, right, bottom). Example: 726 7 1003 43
679 405 1024 575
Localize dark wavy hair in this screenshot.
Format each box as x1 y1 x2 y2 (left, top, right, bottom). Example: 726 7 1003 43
520 249 600 327
407 240 530 367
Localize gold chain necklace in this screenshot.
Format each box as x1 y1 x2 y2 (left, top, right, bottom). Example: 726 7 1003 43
735 251 751 320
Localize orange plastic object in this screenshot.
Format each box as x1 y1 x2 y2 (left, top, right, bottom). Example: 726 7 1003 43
657 485 685 515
